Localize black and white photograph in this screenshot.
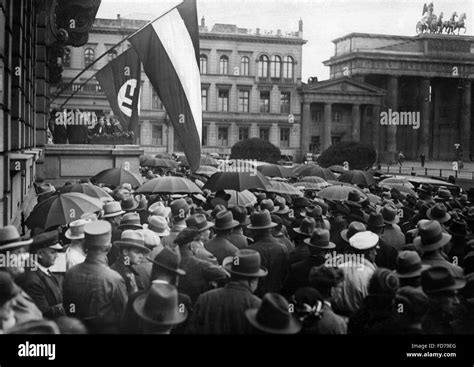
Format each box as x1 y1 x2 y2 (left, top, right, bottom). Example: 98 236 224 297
1 0 474 362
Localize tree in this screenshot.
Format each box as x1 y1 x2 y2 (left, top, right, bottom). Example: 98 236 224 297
230 138 281 163
318 142 376 170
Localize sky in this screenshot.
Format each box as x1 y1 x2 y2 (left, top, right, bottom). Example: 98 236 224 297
96 0 474 80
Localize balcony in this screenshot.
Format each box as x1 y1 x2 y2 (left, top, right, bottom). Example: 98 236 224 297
256 77 295 85
58 82 103 95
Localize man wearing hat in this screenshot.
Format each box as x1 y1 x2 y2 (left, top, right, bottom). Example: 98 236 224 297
446 218 471 267
290 217 316 264
148 201 171 221
111 230 150 295
16 231 65 320
338 221 365 253
367 213 397 270
227 206 252 249
287 197 311 240
204 211 239 264
418 184 435 206
185 214 218 264
248 210 289 297
393 286 430 334
101 201 125 264
345 191 368 224
271 214 294 254
161 198 190 250
421 266 466 334
394 251 430 288
209 190 231 209
63 221 128 334
187 249 267 334
64 219 88 270
380 204 406 252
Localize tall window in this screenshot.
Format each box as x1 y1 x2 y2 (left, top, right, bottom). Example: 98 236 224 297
152 125 163 145
260 127 270 141
258 55 269 78
201 88 208 112
218 89 229 112
62 48 71 67
200 54 208 74
332 110 342 122
280 92 291 113
152 88 162 110
202 125 208 146
84 48 95 67
283 56 294 79
270 55 281 78
239 126 249 141
239 90 249 112
312 110 321 122
108 49 118 62
240 56 249 76
218 127 228 146
219 55 229 75
259 91 270 113
280 128 290 148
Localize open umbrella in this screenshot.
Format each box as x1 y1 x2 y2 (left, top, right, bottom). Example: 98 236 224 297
91 168 143 188
137 176 202 194
317 184 368 201
379 177 414 189
155 152 174 160
58 183 112 201
293 164 337 180
200 156 219 167
26 192 103 230
195 165 219 177
225 190 257 207
139 154 153 165
338 170 375 187
328 165 346 174
380 183 418 198
292 181 329 191
266 180 303 196
257 164 295 178
298 176 327 184
203 171 270 192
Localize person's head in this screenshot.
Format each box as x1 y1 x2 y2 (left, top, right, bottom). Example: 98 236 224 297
248 210 277 238
186 214 214 243
304 228 336 256
222 249 267 294
119 213 142 231
101 201 125 225
30 231 63 268
115 230 150 266
149 247 185 286
349 231 379 263
394 286 430 326
0 271 20 323
170 198 190 224
83 221 112 255
98 116 105 126
395 251 430 288
213 210 239 236
174 227 200 249
308 265 344 300
0 226 33 279
367 213 385 235
368 268 400 299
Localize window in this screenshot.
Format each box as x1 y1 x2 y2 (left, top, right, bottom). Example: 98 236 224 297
218 89 229 112
270 55 281 78
280 128 290 148
239 90 249 112
332 110 342 122
283 56 294 79
280 92 290 113
259 91 270 113
62 48 71 67
84 48 95 67
152 88 162 110
241 56 249 76
258 55 269 78
219 55 229 75
239 126 249 141
260 127 270 141
202 125 208 146
201 88 208 112
200 54 208 74
108 49 118 62
310 136 320 153
311 110 321 122
152 125 163 146
331 136 341 146
218 127 228 146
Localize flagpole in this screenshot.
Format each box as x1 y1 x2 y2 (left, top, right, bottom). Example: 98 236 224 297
49 1 184 108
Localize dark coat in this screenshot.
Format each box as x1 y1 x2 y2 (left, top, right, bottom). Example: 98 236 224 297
249 234 289 297
289 240 310 265
62 255 128 334
110 257 144 295
282 255 325 299
16 267 65 319
106 223 122 265
348 295 398 335
204 235 239 264
374 237 398 270
186 282 261 334
225 232 249 249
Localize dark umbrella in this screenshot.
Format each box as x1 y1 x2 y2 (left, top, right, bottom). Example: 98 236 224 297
139 154 153 165
266 180 303 196
136 176 202 194
203 171 270 192
292 181 329 191
338 170 375 187
155 152 174 160
298 176 327 184
91 168 143 188
293 164 337 181
257 164 295 178
317 184 368 201
328 165 346 174
26 192 103 230
58 183 112 201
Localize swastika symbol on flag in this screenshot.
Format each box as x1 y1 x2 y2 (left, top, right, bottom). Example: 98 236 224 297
118 79 139 117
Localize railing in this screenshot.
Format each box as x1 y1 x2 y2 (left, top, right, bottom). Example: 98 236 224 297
58 82 103 94
384 165 474 180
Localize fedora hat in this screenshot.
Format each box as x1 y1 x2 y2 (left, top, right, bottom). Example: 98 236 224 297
414 220 452 252
418 183 433 195
434 189 453 201
208 204 227 219
426 203 451 223
214 210 240 231
349 231 379 250
248 210 277 230
0 271 20 305
448 218 471 237
30 231 63 253
367 213 385 229
65 219 90 240
121 196 139 212
81 212 98 222
341 221 366 243
114 230 150 253
102 201 125 218
222 249 268 278
84 220 112 250
119 212 142 230
421 266 466 294
304 228 336 249
274 197 290 215
345 191 363 208
0 225 33 252
293 197 311 209
395 251 431 279
293 217 316 237
133 283 187 326
245 293 302 334
170 198 190 220
148 202 171 218
382 204 399 225
230 206 250 226
186 214 214 232
306 205 323 219
147 216 170 237
148 247 185 276
260 199 277 214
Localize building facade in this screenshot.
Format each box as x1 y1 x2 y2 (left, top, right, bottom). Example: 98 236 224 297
52 16 307 158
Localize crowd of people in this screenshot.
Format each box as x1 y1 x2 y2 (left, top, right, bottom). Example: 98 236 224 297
1 168 474 335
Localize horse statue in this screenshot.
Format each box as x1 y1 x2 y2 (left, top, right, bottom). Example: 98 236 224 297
453 13 467 34
435 12 444 33
416 2 437 34
443 11 458 34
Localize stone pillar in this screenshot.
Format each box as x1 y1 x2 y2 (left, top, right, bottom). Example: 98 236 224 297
462 81 471 160
351 104 361 142
250 123 259 138
167 123 174 153
323 103 332 150
229 122 238 147
270 123 279 147
386 76 398 159
208 122 217 147
372 104 381 154
420 78 431 157
300 102 311 154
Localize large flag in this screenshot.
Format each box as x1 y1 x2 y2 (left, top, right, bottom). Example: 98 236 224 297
129 0 202 172
95 48 141 136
